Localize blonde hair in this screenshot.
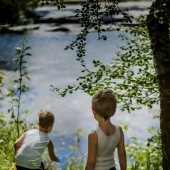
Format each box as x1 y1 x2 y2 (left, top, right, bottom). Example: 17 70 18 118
39 111 55 128
92 89 117 120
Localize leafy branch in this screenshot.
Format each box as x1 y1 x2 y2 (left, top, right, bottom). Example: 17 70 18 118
64 0 133 66
51 16 159 112
7 37 32 137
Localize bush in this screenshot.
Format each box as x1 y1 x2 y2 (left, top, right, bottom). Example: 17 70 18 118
126 130 162 170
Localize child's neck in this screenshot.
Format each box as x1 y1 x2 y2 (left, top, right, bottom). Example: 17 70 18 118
39 127 48 133
98 117 112 127
98 118 115 136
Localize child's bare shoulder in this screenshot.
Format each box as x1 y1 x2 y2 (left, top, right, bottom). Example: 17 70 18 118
117 125 123 131
115 125 124 135
113 124 122 130
88 131 98 141
89 130 97 136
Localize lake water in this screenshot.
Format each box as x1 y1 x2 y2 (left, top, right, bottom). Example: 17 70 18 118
0 0 159 168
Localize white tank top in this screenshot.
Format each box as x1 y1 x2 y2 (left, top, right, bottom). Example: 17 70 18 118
94 125 121 170
15 129 50 169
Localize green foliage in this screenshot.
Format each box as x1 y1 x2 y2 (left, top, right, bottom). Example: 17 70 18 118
0 116 37 170
0 114 29 170
7 37 31 137
35 0 132 67
62 129 86 170
126 128 162 170
64 0 133 67
0 71 5 95
0 38 33 169
51 16 159 112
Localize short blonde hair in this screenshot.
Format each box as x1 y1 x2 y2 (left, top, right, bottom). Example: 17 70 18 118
39 111 55 128
92 89 117 120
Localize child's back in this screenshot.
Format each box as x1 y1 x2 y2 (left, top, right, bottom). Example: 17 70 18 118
15 129 50 169
95 124 121 170
14 111 59 170
85 90 126 170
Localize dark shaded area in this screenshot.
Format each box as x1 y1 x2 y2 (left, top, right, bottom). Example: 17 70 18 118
49 27 70 32
34 17 80 24
0 0 37 25
0 1 19 25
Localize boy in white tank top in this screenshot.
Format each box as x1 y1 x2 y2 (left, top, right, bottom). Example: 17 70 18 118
14 111 59 170
85 90 127 170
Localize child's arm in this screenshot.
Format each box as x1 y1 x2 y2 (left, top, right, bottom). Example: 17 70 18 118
85 131 97 170
14 132 26 154
48 140 59 162
117 126 127 170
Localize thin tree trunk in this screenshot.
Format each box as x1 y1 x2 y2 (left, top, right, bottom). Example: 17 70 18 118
147 1 170 169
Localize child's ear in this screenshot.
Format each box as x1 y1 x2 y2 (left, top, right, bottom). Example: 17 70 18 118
47 124 53 133
92 108 96 115
37 123 40 127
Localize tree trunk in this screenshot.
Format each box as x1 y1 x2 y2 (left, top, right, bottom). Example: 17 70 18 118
147 1 170 169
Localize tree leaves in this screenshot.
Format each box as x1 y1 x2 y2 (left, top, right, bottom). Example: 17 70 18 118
52 16 159 112
64 0 133 67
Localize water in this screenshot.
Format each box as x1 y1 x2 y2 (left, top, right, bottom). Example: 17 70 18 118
0 1 159 168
